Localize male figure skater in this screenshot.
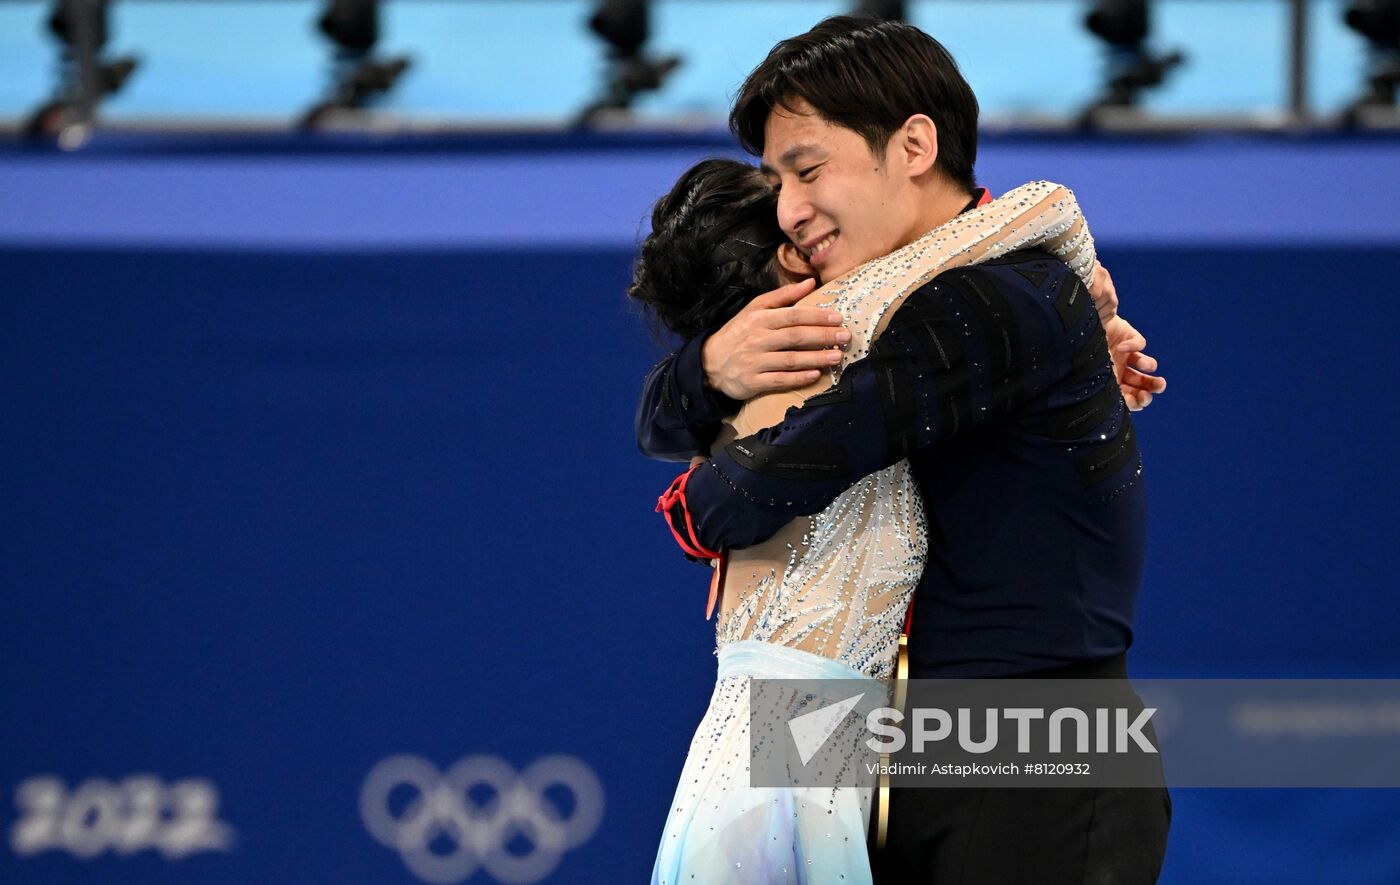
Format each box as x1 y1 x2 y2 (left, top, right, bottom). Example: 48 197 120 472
643 16 1170 883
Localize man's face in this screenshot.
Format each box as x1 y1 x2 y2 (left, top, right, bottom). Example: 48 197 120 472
760 99 921 282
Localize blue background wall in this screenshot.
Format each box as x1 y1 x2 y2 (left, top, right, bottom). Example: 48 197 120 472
3 133 1400 883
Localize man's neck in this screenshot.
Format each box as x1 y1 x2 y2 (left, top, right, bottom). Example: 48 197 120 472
907 184 979 245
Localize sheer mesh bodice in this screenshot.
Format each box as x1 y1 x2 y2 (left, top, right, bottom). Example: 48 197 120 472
711 181 1099 680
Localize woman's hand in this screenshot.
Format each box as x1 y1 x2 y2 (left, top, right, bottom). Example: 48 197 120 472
1104 316 1166 411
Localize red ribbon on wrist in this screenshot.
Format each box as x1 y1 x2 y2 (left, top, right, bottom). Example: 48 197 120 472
655 464 722 561
706 549 727 620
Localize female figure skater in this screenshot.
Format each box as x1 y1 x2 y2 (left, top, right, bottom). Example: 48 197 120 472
631 158 1124 884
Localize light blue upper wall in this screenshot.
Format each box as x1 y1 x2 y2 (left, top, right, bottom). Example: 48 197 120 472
0 0 1379 120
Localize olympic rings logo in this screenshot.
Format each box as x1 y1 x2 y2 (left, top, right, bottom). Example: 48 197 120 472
359 754 604 885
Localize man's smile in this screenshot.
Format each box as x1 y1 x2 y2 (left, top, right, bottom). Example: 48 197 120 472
801 230 839 265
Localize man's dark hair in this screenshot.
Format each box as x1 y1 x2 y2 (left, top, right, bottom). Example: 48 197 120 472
730 15 979 193
628 158 785 341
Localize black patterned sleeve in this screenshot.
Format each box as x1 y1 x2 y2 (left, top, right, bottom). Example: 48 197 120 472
660 262 1093 551
635 334 743 462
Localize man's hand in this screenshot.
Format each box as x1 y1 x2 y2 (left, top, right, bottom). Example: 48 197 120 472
1104 316 1166 411
700 278 852 401
1089 262 1119 326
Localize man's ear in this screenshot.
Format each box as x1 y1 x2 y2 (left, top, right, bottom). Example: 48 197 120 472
776 243 817 285
897 114 939 178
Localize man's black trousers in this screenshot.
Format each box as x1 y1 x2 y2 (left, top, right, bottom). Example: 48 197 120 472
870 784 1171 884
870 653 1171 884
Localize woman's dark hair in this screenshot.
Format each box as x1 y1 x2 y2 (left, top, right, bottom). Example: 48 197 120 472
629 158 786 341
730 15 979 194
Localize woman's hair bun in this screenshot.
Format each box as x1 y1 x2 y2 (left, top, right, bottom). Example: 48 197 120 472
629 158 786 341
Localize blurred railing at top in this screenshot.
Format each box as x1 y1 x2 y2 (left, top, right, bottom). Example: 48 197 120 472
0 0 1396 148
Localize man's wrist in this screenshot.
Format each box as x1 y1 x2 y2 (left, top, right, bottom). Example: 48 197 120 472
699 335 727 398
694 334 743 414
